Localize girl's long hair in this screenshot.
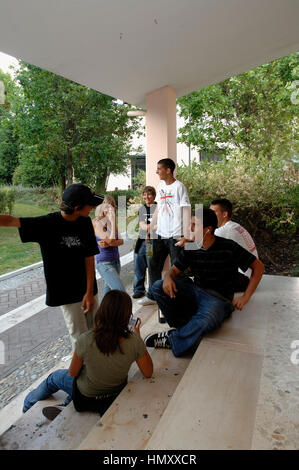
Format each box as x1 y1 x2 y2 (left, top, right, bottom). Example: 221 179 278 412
93 290 132 355
95 195 116 220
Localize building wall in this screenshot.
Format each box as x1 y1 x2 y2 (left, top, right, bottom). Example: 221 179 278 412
106 115 199 190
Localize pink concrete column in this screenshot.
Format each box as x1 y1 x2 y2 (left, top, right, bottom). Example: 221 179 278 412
145 86 177 188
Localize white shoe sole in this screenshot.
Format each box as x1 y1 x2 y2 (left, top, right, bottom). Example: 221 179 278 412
137 299 156 306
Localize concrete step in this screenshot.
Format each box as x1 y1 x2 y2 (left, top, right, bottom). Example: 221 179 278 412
0 390 68 450
78 349 191 450
0 302 158 450
23 304 185 451
145 275 299 450
2 275 297 450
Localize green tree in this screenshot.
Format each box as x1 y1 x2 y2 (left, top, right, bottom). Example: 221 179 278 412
0 69 20 184
178 53 299 160
14 62 141 190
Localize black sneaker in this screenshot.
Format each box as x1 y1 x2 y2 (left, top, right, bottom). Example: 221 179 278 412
144 330 173 349
42 406 62 421
132 292 145 299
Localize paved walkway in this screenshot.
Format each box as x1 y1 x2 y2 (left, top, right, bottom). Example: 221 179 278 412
0 278 46 317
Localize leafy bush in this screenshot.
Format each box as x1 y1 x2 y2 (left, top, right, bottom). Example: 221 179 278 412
4 185 141 213
128 169 148 206
7 185 61 211
11 165 23 186
12 151 60 187
132 169 146 190
107 189 139 208
177 154 299 236
0 187 15 214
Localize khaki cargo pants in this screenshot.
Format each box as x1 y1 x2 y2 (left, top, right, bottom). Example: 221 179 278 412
61 294 100 350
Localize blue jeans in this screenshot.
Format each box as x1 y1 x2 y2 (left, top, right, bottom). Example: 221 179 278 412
151 280 234 357
23 369 74 412
147 237 182 300
133 240 148 295
96 259 126 296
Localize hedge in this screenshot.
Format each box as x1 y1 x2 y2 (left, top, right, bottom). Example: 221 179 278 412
177 155 298 236
0 187 15 214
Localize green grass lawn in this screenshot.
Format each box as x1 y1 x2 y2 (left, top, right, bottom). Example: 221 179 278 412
0 202 137 276
0 203 49 275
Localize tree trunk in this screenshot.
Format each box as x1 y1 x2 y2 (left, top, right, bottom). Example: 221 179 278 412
95 170 109 194
61 175 66 191
66 149 73 187
59 162 66 191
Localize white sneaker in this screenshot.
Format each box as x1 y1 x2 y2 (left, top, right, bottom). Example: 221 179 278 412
137 296 157 306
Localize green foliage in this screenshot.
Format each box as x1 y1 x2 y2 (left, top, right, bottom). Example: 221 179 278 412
132 169 146 189
0 119 19 184
124 168 146 206
13 63 141 190
11 165 22 185
178 53 299 161
177 154 299 236
0 69 20 184
9 185 61 211
0 186 15 213
12 147 60 187
107 189 139 208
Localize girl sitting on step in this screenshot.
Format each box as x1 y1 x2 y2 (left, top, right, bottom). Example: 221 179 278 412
23 290 153 419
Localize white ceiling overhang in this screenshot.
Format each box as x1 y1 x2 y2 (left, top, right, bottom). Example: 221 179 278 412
0 0 298 106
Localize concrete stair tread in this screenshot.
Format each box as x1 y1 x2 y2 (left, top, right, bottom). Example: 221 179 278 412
1 275 298 450
0 302 159 450
146 340 264 450
28 303 176 450
78 349 191 450
146 275 299 450
0 390 67 450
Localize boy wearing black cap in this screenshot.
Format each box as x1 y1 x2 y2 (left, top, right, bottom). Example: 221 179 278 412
0 183 104 350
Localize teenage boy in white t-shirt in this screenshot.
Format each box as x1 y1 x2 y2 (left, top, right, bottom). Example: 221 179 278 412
138 158 191 307
210 198 258 291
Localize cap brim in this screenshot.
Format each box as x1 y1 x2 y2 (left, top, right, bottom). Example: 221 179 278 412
89 194 104 206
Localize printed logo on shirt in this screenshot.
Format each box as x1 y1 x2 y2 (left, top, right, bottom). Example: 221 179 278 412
234 225 256 252
60 236 82 248
159 188 174 214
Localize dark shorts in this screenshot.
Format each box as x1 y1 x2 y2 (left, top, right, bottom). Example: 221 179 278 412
72 379 126 415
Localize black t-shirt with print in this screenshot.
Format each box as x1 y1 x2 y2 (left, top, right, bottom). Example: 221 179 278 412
134 203 157 254
19 212 99 307
138 203 157 239
174 236 256 301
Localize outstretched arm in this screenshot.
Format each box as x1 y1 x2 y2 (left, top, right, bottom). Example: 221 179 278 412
233 258 264 310
0 215 21 227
